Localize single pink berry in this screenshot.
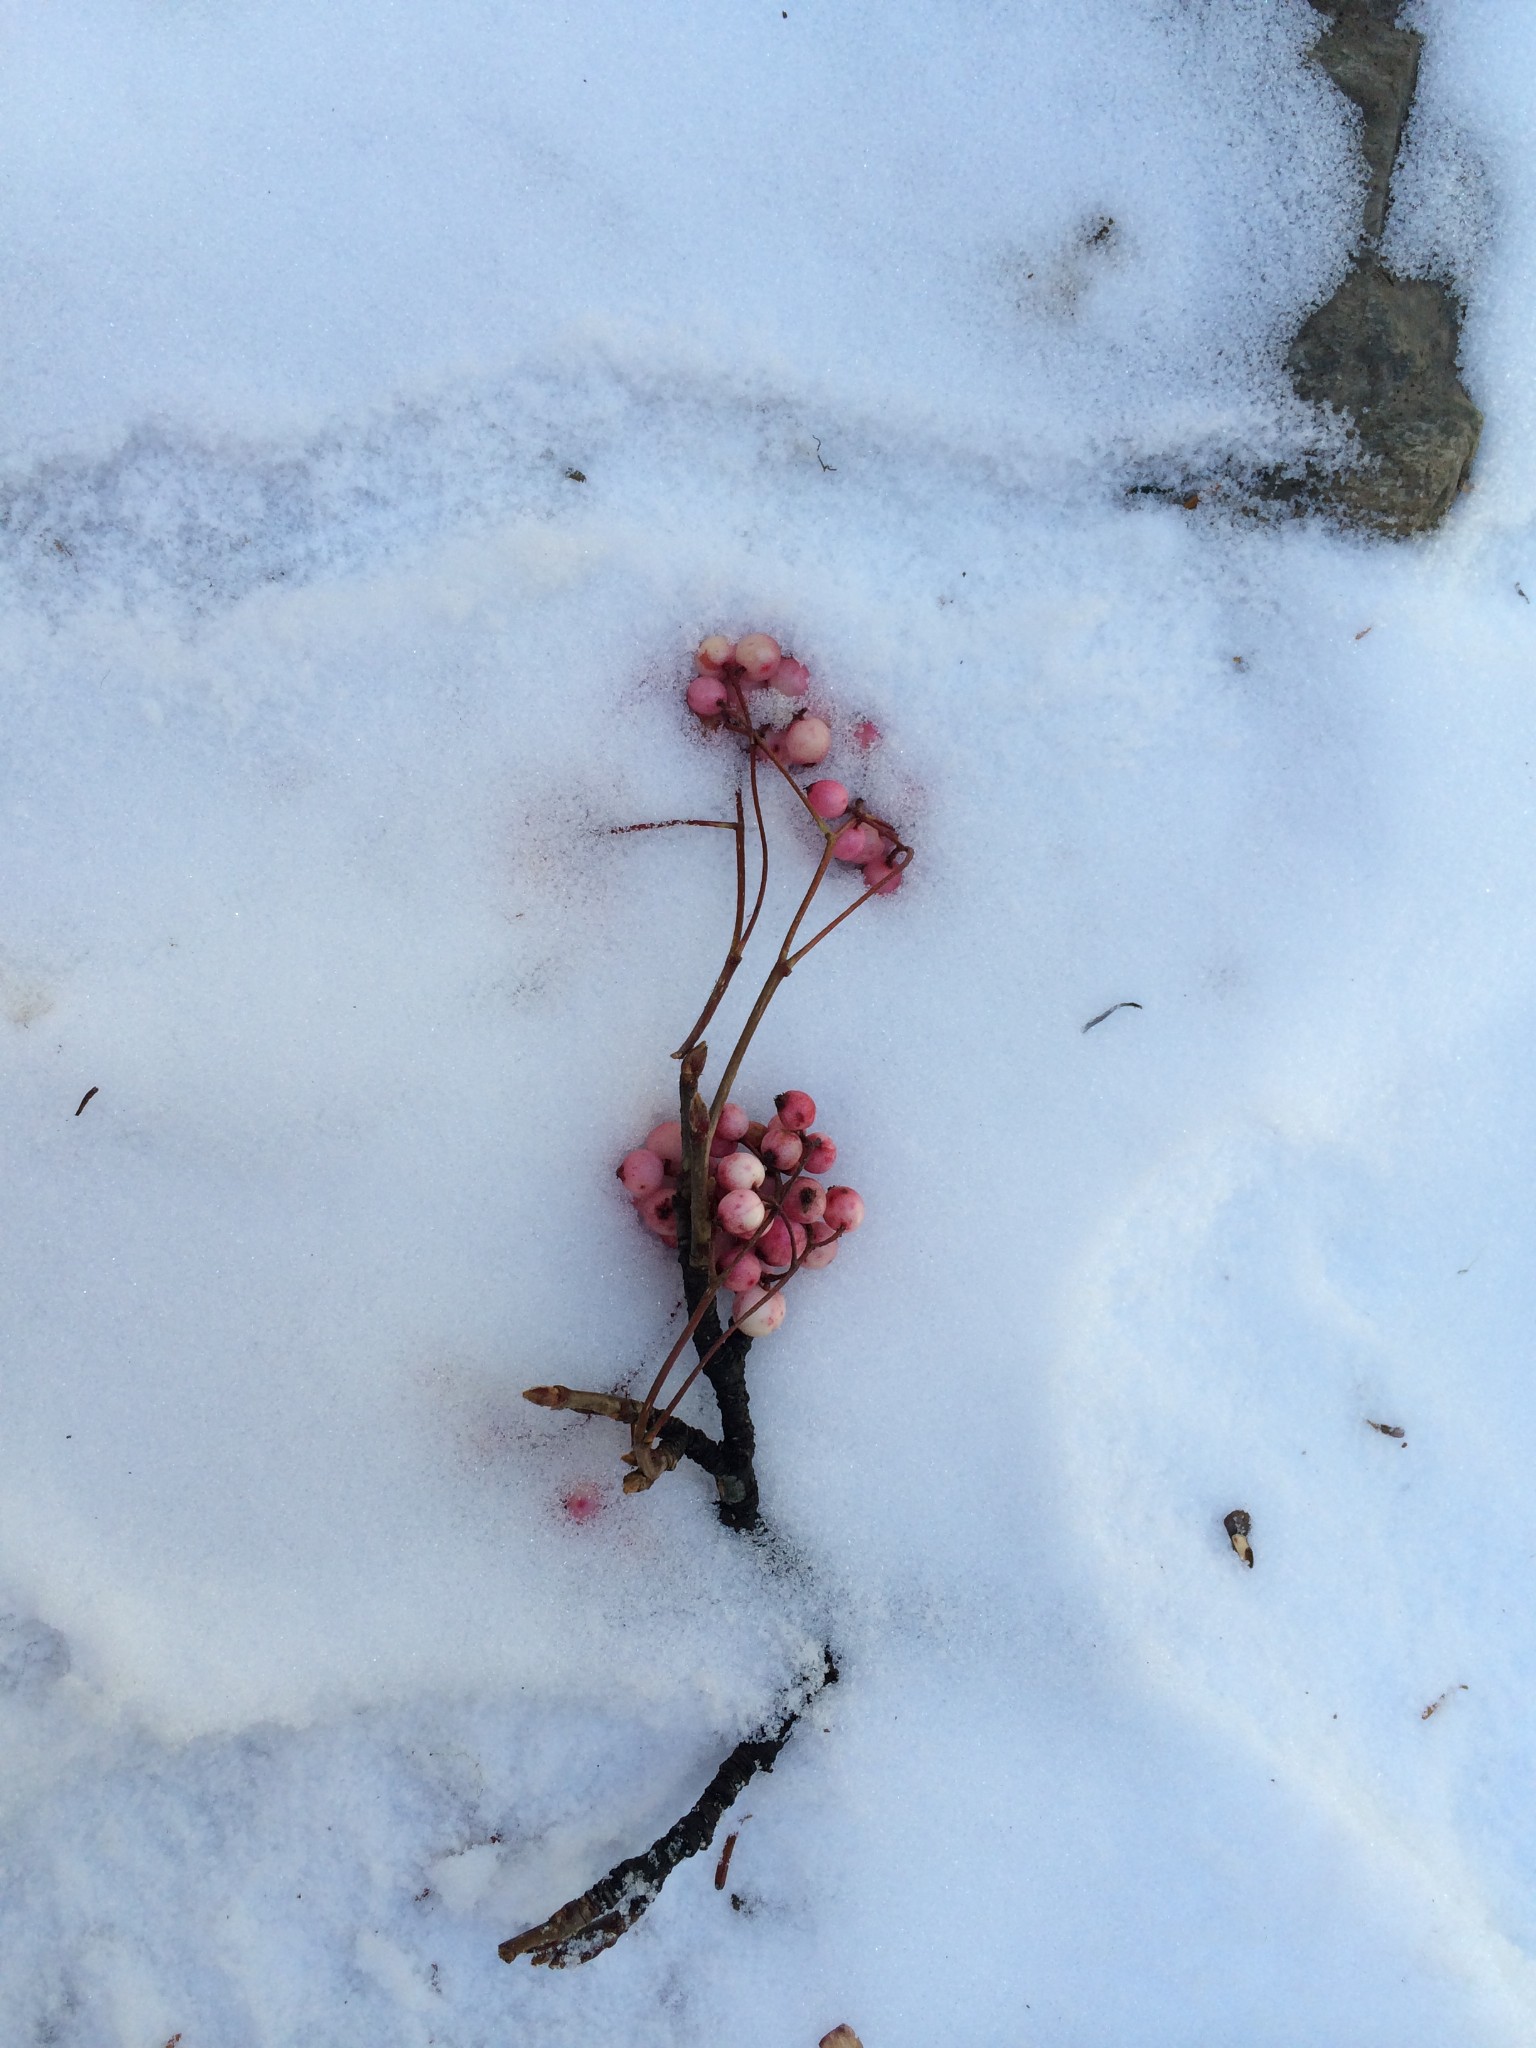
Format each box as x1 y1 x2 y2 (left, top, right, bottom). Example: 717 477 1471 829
832 824 877 863
716 1101 750 1143
562 1486 604 1523
618 1148 667 1198
853 719 882 750
862 857 904 896
759 728 792 767
722 1249 762 1292
757 1213 807 1270
637 1186 680 1244
773 655 811 697
824 1185 865 1231
735 633 782 685
774 1089 817 1132
758 1121 803 1173
717 1187 767 1239
784 715 831 766
645 1121 684 1169
733 1284 787 1337
800 1131 837 1174
715 1149 766 1193
807 779 849 821
757 1214 792 1269
802 1238 839 1270
687 673 729 717
783 1176 826 1224
697 635 735 671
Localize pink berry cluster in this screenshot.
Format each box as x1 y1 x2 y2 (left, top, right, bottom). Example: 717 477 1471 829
685 632 906 897
618 1088 864 1338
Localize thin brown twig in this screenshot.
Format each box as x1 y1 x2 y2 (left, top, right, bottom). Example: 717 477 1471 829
673 794 749 1060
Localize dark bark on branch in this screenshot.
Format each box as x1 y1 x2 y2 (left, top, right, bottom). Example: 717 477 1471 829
499 1650 836 1966
677 1056 761 1530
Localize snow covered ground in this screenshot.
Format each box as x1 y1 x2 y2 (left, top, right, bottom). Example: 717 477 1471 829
4 2 1536 2041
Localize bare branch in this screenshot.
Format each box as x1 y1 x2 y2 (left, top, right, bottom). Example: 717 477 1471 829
499 1650 836 1967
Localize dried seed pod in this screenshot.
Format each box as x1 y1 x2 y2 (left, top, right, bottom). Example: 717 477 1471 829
820 2029 865 2048
1223 1508 1254 1568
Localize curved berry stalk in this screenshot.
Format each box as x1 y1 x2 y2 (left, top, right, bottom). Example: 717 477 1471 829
506 632 910 1967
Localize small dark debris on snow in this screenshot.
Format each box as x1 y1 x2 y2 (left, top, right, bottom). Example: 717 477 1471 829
74 1086 98 1116
1421 1684 1467 1720
563 467 586 483
1082 1001 1142 1034
1224 1508 1254 1568
1365 1419 1406 1440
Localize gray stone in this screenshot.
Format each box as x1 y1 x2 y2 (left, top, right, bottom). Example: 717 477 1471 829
1283 260 1481 535
1134 0 1482 538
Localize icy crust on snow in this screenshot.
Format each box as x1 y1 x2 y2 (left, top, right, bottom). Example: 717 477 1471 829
4 0 1536 2043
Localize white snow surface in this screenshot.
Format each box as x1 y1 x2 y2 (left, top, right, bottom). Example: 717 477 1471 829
4 2 1536 2042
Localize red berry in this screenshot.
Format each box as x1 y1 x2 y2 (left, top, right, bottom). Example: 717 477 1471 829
645 1121 683 1169
807 779 849 820
687 673 729 717
800 1132 837 1173
637 1186 680 1245
717 1187 767 1239
733 1284 786 1337
715 1150 766 1193
759 1121 803 1173
722 1249 762 1292
735 633 782 685
832 825 876 863
716 1101 750 1143
774 1089 817 1132
618 1148 667 1198
824 1186 865 1231
784 715 831 766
